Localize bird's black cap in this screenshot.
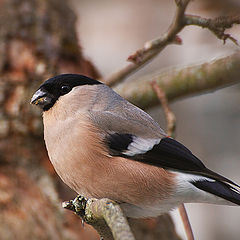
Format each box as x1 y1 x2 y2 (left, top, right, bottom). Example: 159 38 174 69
31 74 102 111
41 74 102 89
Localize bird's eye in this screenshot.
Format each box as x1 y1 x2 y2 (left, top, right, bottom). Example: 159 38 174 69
60 85 71 94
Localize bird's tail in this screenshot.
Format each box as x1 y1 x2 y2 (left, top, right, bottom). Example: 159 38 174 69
191 178 240 205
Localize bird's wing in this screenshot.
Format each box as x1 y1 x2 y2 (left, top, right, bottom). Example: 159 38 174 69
90 105 203 173
105 132 205 172
104 131 239 187
89 103 167 139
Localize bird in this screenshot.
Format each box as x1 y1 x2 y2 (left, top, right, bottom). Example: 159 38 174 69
31 73 240 218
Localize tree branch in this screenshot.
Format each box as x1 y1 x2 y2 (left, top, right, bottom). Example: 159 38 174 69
104 1 240 87
114 51 240 110
178 204 194 240
63 196 135 240
150 81 176 137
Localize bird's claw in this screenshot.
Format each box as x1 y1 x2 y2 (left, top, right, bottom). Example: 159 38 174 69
62 195 88 222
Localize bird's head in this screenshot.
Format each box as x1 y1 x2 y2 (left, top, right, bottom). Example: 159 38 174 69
31 74 102 111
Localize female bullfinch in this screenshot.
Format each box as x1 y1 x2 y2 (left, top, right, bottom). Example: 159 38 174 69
31 74 240 218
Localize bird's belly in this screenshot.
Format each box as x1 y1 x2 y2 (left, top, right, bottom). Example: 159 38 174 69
45 145 105 197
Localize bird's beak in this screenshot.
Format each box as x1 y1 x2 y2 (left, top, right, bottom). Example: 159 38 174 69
31 89 50 106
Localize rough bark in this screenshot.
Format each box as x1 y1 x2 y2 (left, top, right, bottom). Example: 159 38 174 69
0 0 180 239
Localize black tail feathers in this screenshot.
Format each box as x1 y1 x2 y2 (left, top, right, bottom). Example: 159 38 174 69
191 179 240 205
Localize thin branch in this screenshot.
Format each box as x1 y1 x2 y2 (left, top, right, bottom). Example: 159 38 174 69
178 204 194 240
103 0 191 86
114 51 240 110
150 81 194 240
103 1 240 87
150 81 176 137
63 196 135 240
184 14 240 45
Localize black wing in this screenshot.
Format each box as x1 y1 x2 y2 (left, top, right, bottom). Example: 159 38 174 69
104 133 238 187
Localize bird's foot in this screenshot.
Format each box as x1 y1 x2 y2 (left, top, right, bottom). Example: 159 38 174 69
62 195 88 222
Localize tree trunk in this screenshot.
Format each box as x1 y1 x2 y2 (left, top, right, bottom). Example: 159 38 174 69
0 0 180 239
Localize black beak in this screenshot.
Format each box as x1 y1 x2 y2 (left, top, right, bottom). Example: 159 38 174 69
31 89 52 108
31 89 47 105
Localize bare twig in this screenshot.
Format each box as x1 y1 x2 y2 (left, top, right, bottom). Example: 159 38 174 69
63 196 135 240
178 204 194 240
150 81 176 137
104 1 240 87
184 14 240 45
114 51 240 110
104 0 191 86
151 81 194 240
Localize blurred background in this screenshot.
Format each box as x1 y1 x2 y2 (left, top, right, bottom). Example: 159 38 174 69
71 0 240 239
